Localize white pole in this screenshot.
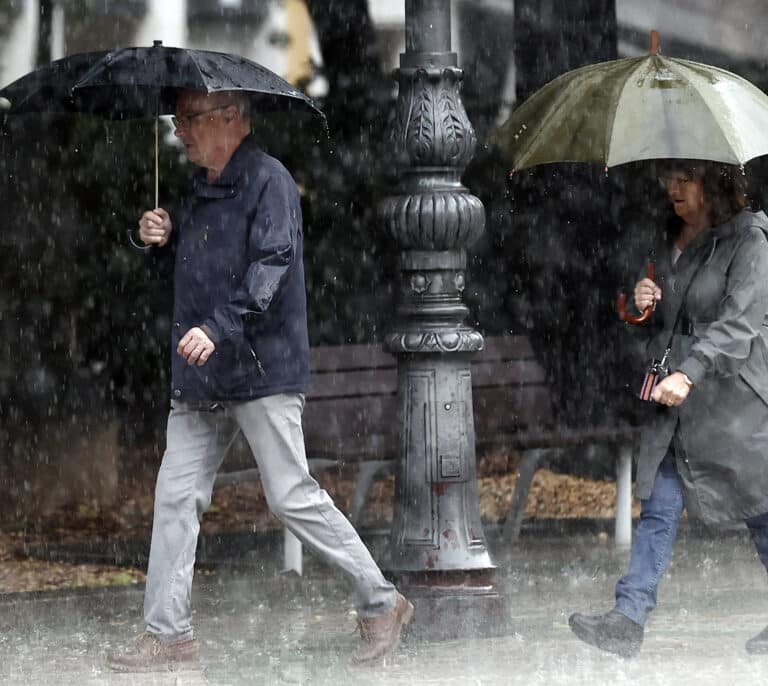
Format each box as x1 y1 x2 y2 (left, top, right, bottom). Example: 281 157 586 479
51 2 65 60
283 528 303 576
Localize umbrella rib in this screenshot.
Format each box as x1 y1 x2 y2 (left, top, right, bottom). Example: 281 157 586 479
604 61 642 167
191 57 214 94
512 72 597 167
512 57 644 168
671 59 742 163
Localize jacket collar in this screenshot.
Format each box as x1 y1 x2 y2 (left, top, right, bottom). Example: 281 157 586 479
667 209 767 320
192 135 258 199
695 209 767 244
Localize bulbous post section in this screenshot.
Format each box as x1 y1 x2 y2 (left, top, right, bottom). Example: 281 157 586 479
380 0 506 639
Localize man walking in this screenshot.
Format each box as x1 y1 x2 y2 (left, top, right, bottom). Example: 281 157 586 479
107 88 412 672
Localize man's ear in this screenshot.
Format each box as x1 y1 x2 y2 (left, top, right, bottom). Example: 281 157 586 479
224 105 237 123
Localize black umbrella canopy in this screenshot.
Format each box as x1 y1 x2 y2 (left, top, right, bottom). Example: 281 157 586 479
0 50 109 114
0 41 328 207
0 42 324 123
0 42 325 208
70 42 325 121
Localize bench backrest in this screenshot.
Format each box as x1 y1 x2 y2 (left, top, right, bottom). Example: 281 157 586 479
303 335 552 460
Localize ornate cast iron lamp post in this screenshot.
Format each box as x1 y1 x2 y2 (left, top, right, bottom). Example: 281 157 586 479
380 0 506 639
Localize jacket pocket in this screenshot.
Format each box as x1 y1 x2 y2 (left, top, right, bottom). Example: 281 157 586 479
739 342 768 408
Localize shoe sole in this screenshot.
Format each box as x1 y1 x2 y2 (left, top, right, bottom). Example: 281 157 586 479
568 616 641 659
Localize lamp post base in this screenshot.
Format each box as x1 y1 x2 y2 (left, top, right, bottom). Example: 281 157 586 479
393 571 510 641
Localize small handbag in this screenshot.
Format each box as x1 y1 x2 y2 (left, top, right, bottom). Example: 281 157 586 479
639 348 670 401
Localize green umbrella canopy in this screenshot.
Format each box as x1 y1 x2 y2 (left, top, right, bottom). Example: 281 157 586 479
494 50 768 170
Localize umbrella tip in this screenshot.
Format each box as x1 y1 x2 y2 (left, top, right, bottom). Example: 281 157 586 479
650 30 659 55
153 39 163 47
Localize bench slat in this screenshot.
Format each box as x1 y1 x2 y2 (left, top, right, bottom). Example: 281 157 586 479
303 395 396 438
476 335 536 361
308 369 398 398
474 385 553 431
307 359 546 399
310 345 394 372
470 359 546 387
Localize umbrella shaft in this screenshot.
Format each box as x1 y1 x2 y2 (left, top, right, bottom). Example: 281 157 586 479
155 116 159 209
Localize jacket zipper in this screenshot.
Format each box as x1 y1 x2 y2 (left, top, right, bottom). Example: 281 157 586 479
250 346 266 377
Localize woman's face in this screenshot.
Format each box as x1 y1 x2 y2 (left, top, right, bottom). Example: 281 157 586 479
661 169 709 225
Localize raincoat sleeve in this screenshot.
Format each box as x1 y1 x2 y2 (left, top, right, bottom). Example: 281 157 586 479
678 227 768 385
147 234 177 279
202 172 300 344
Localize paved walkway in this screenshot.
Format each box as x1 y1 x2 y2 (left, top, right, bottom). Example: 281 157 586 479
2 526 768 685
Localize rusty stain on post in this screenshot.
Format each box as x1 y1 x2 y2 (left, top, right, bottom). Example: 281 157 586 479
650 29 659 55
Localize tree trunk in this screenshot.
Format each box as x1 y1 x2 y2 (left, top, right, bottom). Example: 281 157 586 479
36 0 54 67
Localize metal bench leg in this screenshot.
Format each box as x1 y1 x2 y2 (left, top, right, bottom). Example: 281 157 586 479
350 460 394 526
502 448 548 542
615 444 633 549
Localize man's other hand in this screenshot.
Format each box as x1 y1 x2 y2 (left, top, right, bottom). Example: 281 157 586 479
178 327 215 366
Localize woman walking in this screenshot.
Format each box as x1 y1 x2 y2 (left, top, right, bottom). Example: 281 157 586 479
569 161 768 657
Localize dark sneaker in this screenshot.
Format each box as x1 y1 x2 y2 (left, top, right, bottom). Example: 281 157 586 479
746 624 768 654
568 609 644 658
106 632 201 673
352 592 415 664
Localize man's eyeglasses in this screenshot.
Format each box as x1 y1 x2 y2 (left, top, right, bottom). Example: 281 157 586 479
171 105 228 129
658 174 692 189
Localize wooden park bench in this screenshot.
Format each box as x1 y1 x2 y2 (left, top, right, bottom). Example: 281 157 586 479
214 335 637 572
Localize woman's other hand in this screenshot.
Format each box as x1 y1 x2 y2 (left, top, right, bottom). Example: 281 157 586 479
651 372 692 407
634 278 662 311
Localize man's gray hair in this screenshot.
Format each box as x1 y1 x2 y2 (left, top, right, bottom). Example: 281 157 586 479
226 91 251 120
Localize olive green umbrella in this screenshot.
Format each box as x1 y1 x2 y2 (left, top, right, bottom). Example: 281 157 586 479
495 34 768 170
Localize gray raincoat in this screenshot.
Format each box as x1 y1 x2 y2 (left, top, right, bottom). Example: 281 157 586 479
635 209 768 526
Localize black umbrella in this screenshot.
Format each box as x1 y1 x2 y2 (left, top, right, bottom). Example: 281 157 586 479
0 50 109 115
0 41 325 206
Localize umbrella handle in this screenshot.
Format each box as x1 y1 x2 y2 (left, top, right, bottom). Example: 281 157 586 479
617 263 656 325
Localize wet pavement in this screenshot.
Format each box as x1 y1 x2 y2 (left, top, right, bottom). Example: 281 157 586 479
2 524 768 685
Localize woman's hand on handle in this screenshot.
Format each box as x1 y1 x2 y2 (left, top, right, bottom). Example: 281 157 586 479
634 278 662 311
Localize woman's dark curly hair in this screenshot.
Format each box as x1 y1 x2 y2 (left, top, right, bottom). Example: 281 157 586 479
662 160 748 226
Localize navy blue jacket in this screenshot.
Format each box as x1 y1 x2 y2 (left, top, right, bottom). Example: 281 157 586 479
152 136 310 402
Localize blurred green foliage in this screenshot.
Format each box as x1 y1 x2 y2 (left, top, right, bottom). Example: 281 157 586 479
0 116 179 446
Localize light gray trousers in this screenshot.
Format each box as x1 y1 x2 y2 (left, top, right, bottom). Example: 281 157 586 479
143 393 396 641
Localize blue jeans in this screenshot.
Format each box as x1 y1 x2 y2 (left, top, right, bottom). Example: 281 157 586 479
614 452 768 626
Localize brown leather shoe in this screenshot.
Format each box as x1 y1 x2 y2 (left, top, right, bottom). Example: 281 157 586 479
353 592 414 664
106 632 201 673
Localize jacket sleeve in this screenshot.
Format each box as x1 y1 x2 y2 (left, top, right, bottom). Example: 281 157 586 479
128 208 178 279
678 227 768 384
202 172 300 344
